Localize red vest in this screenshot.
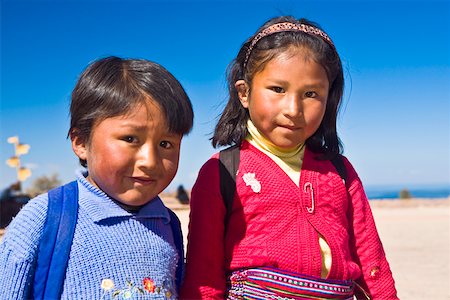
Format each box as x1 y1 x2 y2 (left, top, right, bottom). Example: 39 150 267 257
181 141 398 299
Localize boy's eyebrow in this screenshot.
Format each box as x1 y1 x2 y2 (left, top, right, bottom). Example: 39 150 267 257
118 122 181 137
118 123 147 130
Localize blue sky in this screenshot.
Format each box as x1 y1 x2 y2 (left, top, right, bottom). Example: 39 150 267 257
1 0 449 192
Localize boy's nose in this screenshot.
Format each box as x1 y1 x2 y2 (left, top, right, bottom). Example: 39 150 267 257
137 145 160 170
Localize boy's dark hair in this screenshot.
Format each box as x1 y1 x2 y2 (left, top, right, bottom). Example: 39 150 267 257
69 56 194 167
212 16 344 159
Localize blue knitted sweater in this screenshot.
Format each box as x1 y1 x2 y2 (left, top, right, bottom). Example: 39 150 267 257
0 171 180 299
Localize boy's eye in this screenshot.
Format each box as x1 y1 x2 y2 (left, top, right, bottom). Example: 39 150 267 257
270 86 285 93
305 91 318 98
159 141 173 149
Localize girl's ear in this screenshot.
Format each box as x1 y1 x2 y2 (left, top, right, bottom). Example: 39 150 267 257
235 80 250 108
70 130 88 161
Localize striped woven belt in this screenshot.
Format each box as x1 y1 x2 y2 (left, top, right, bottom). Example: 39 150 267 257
227 267 354 300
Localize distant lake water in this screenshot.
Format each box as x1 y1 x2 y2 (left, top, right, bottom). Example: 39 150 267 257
365 184 450 200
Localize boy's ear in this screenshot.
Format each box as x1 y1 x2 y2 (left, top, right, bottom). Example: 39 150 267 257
70 130 88 161
235 80 249 108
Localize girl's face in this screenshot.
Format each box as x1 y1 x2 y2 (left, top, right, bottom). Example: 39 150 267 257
237 47 329 149
72 100 182 207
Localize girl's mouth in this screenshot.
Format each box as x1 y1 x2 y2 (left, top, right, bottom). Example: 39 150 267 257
279 124 301 131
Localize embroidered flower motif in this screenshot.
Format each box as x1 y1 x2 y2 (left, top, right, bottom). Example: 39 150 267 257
101 278 115 291
101 277 176 299
242 172 261 193
143 277 156 293
122 290 132 299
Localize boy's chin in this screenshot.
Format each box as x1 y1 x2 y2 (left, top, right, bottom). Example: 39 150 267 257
112 191 161 207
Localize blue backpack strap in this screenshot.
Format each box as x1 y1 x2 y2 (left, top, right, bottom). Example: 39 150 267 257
168 209 184 293
33 181 79 300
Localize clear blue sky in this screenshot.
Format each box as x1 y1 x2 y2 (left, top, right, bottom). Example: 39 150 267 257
1 0 449 192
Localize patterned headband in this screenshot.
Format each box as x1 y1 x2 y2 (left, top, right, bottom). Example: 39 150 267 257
244 22 335 68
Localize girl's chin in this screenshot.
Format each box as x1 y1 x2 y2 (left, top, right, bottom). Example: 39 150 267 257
270 140 304 150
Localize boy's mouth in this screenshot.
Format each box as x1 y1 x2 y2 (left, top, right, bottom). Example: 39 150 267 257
130 176 155 185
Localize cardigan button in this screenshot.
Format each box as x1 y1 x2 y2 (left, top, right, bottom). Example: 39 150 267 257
369 266 380 278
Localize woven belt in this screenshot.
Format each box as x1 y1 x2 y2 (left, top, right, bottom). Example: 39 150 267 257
227 267 354 300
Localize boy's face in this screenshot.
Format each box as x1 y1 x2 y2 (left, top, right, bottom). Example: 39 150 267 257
72 100 182 207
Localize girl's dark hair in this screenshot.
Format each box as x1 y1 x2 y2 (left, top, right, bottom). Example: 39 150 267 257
69 56 194 167
212 16 344 159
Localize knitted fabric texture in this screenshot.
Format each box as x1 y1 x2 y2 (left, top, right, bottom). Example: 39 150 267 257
180 141 398 299
0 171 179 299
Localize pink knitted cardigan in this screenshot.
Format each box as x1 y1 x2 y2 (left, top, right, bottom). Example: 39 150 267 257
181 141 398 299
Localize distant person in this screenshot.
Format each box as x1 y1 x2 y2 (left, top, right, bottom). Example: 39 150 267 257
0 56 193 299
0 183 29 228
181 16 398 299
176 185 189 204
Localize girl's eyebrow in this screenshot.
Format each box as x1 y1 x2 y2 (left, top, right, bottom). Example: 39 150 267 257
302 82 328 89
266 78 328 89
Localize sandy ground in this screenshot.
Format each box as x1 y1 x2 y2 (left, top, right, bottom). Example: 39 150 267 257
166 197 450 300
1 198 448 299
369 199 450 299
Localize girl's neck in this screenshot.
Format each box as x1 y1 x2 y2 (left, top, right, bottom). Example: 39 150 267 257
246 119 304 158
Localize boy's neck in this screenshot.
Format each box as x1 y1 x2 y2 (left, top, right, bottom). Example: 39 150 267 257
111 198 143 213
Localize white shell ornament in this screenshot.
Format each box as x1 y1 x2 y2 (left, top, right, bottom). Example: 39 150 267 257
242 172 261 193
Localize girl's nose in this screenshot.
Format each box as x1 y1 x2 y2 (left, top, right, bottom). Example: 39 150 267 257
282 94 302 118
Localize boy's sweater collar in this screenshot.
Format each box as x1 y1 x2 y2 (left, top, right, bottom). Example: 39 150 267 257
75 169 171 224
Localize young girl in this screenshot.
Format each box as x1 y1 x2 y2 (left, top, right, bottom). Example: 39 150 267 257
181 16 398 299
0 56 193 299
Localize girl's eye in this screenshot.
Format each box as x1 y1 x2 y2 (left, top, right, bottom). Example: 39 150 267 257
159 141 173 149
270 86 285 93
305 91 318 98
122 136 138 143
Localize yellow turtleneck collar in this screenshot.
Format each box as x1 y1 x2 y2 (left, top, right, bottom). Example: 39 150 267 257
245 119 305 174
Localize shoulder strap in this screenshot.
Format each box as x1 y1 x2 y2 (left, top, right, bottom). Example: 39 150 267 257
33 181 79 300
168 209 184 293
218 145 240 230
331 154 347 186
